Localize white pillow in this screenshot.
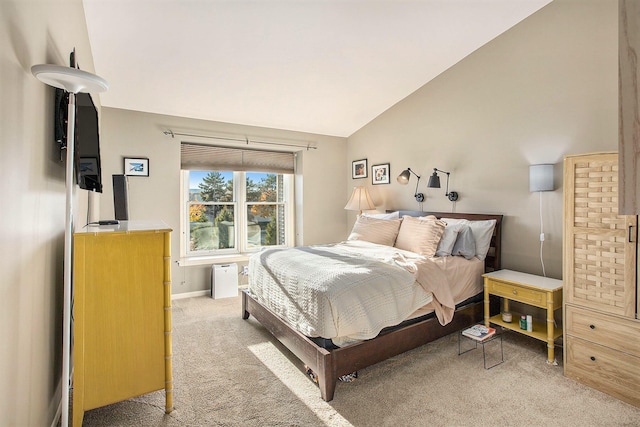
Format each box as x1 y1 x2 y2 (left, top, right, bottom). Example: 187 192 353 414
436 222 465 257
362 211 400 220
395 215 446 257
348 215 402 246
442 218 497 261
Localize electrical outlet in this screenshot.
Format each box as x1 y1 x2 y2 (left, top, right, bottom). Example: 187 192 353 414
241 266 249 276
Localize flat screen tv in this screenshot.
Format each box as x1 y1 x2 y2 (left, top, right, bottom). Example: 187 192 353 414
55 88 103 193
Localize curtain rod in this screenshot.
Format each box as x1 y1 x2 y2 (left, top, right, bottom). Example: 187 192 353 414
163 129 317 150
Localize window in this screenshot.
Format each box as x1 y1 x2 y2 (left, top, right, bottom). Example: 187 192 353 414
245 172 288 249
180 143 296 259
186 170 236 253
182 169 293 257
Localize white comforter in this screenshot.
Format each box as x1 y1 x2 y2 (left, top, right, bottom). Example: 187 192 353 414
248 240 456 346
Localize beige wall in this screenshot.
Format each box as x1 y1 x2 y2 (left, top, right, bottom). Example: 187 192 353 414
0 0 620 423
98 108 347 294
0 0 96 425
347 0 618 280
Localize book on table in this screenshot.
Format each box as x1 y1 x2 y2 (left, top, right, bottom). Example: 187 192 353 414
462 324 496 341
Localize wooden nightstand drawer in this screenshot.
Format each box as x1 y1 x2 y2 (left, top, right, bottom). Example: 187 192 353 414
487 280 546 307
565 305 640 357
565 336 640 407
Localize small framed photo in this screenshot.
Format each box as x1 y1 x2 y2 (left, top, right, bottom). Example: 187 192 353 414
352 159 368 179
372 163 390 185
124 157 149 177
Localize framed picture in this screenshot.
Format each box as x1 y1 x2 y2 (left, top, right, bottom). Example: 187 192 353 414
372 163 390 185
79 157 98 176
124 157 149 177
352 159 367 179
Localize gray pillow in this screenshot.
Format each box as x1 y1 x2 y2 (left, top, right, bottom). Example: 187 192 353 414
442 218 497 261
451 225 476 259
436 222 464 257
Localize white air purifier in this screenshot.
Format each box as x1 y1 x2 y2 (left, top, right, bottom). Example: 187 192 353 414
211 263 238 299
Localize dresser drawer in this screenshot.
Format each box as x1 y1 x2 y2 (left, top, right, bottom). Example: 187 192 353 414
565 305 640 357
486 280 546 307
565 336 640 407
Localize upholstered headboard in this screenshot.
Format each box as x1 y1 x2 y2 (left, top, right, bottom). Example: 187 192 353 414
391 210 503 273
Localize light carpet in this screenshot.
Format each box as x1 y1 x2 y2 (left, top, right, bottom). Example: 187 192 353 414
80 296 640 426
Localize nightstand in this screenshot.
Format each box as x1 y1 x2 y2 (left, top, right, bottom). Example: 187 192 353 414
483 269 563 365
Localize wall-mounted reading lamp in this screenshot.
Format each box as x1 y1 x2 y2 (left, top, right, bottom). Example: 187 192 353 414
530 164 554 277
397 168 425 202
427 168 459 201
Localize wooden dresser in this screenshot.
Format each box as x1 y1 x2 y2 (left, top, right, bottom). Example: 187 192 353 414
563 152 640 407
72 221 174 426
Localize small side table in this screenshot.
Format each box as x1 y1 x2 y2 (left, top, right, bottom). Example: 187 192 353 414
483 269 563 365
458 330 504 369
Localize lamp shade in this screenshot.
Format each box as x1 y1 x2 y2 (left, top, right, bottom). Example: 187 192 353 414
397 169 411 184
344 186 375 212
427 171 440 188
529 164 554 192
31 64 108 93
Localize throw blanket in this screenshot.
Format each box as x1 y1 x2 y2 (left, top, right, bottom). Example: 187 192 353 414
248 240 455 346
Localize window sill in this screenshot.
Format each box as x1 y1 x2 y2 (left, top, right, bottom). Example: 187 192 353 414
178 254 250 267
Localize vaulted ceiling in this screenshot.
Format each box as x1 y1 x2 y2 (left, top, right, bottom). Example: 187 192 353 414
84 0 552 137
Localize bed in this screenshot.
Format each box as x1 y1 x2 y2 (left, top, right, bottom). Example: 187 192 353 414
242 210 503 401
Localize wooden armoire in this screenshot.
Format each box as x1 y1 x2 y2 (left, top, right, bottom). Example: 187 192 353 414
563 152 640 407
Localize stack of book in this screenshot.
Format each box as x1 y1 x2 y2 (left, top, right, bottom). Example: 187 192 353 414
462 324 496 341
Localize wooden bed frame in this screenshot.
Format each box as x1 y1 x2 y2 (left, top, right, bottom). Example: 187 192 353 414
242 211 503 401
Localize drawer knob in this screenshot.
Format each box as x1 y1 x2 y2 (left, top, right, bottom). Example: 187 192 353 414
512 289 517 295
590 356 596 361
589 324 596 330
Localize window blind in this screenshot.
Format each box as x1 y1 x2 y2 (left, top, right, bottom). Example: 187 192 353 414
180 143 295 174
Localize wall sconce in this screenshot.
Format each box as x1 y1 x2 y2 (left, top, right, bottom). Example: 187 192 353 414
344 186 376 214
529 164 554 192
427 168 459 201
397 168 425 202
529 163 554 277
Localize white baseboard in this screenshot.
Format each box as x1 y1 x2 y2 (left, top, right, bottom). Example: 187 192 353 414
171 287 247 300
171 290 210 300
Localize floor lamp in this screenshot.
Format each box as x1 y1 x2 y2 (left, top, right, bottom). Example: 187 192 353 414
31 64 108 427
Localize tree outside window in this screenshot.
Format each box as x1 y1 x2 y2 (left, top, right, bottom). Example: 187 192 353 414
186 170 287 254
